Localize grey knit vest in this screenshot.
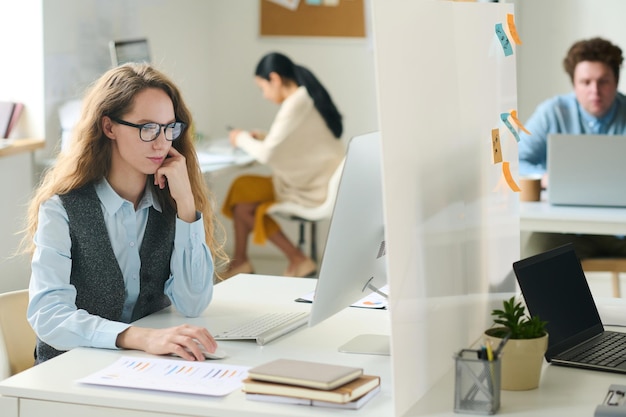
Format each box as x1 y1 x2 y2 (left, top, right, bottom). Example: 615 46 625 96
35 184 175 364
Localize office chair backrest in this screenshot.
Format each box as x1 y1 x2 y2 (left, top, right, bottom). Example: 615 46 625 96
267 158 346 265
0 289 36 379
317 157 346 217
268 158 346 221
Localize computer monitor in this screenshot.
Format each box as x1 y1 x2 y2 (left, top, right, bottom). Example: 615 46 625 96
308 131 389 355
109 38 151 67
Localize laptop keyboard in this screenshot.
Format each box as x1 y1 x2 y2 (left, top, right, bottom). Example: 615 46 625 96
213 312 309 346
561 332 626 368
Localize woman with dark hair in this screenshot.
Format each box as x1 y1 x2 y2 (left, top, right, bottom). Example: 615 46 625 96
222 52 345 279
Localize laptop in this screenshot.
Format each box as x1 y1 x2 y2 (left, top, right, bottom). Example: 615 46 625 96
513 243 626 373
547 134 626 207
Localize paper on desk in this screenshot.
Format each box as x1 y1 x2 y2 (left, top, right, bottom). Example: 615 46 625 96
296 285 388 309
77 356 250 396
196 151 237 165
0 139 14 149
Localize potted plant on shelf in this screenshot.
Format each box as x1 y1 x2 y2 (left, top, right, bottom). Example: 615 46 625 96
484 296 548 391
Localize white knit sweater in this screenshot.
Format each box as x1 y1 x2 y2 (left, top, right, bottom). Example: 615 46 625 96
235 86 344 207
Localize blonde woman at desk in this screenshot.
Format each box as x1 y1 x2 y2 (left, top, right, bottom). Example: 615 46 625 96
222 52 344 279
22 63 227 364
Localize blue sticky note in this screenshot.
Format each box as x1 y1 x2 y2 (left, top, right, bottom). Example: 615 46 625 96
495 23 513 57
306 0 322 4
500 113 521 142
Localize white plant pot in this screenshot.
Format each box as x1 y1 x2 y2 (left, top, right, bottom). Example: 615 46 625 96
484 331 548 391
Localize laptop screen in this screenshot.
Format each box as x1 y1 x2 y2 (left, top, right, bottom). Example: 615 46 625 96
513 244 604 358
548 134 626 207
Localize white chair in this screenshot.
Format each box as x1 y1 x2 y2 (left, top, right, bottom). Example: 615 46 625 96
267 159 345 265
0 289 36 380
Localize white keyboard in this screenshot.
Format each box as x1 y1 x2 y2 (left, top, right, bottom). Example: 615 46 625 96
213 312 310 345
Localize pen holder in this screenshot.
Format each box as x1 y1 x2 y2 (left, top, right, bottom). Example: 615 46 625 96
454 349 501 415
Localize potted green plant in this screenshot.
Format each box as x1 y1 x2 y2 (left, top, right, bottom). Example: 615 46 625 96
484 296 548 391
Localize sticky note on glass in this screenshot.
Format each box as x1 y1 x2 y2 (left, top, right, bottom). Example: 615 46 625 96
501 112 521 142
506 14 522 45
502 161 521 192
491 129 502 164
509 110 531 135
268 0 300 11
495 23 513 56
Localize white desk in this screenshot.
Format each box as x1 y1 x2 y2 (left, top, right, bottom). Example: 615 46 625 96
405 357 624 416
4 276 626 416
0 275 392 417
403 295 626 416
520 201 626 235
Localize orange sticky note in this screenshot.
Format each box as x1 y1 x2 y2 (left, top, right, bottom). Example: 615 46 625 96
509 110 531 135
506 13 522 45
491 128 503 164
502 161 521 192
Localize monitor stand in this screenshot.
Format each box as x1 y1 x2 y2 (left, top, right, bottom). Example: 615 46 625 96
338 280 390 355
338 334 390 356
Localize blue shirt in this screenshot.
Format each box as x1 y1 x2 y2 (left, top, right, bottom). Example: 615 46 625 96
28 179 214 351
518 92 626 175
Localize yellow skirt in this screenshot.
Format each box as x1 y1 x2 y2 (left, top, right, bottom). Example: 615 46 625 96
221 175 280 245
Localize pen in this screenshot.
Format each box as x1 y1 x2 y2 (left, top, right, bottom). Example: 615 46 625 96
494 332 511 358
485 340 494 362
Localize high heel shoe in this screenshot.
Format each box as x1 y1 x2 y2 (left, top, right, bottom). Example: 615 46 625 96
284 257 317 278
219 261 254 280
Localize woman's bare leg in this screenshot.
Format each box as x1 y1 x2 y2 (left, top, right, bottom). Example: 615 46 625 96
230 203 315 276
230 202 258 268
267 230 315 276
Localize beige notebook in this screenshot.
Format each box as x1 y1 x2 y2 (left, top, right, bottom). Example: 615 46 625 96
247 358 363 390
242 375 380 403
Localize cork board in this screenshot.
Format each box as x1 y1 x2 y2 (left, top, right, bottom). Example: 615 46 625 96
260 0 366 38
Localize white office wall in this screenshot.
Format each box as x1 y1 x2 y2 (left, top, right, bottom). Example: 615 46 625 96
41 0 214 158
372 1 518 415
0 0 44 293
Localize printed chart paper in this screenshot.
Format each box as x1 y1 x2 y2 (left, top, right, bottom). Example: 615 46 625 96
78 356 250 396
296 284 388 309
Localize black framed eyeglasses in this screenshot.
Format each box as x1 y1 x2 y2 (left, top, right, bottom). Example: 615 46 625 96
110 117 186 142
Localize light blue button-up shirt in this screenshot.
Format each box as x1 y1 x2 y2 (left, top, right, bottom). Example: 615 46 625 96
27 179 214 351
518 92 626 175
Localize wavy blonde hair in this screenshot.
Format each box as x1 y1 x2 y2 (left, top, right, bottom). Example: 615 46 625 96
22 63 228 270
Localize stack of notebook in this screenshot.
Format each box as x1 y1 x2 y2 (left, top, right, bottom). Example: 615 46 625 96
242 358 381 410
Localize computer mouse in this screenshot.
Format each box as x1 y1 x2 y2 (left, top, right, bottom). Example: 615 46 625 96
177 341 227 360
198 345 228 360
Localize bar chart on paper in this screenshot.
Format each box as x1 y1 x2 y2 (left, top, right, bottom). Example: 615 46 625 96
77 356 250 396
